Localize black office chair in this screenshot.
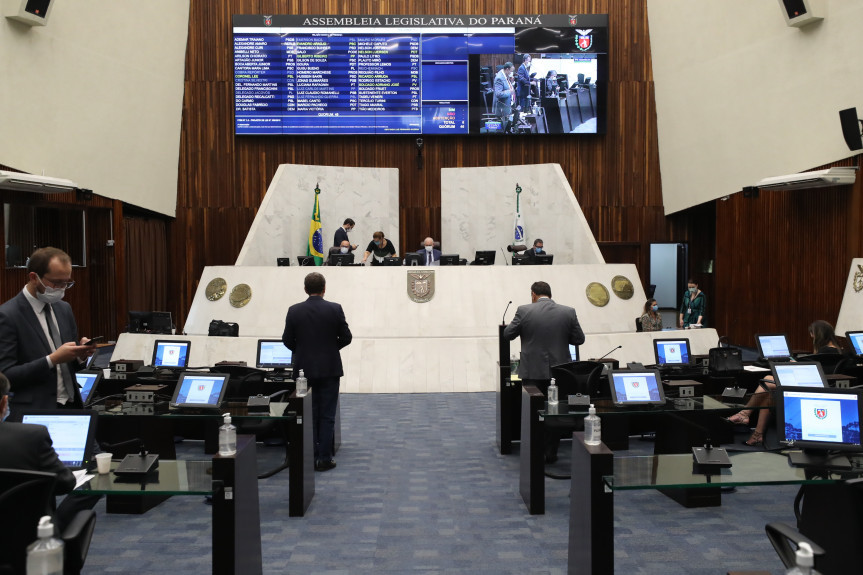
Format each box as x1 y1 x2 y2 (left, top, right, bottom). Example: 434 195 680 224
797 352 845 375
765 522 825 571
550 361 605 401
0 469 97 575
635 317 644 332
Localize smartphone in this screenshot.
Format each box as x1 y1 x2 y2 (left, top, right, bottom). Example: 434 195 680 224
85 336 105 346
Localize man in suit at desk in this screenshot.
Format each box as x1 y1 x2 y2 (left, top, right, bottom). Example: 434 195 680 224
283 272 353 472
0 247 95 416
416 237 441 266
504 281 585 461
524 239 544 259
333 218 357 252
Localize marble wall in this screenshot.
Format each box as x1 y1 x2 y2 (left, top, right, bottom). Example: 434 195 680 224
235 164 400 266
835 258 863 335
440 163 605 265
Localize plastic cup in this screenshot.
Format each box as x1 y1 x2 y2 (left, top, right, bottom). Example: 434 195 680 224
95 452 112 474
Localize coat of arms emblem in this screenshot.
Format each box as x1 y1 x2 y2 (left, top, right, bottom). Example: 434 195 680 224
854 264 863 293
407 270 435 303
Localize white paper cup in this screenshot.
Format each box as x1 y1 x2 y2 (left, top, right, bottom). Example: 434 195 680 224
95 452 112 474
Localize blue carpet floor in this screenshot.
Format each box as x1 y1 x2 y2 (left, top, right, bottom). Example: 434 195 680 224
81 393 794 574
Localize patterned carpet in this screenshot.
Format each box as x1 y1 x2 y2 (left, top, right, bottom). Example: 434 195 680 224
81 392 794 574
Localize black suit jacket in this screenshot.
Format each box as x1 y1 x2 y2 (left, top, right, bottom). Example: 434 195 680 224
282 296 352 379
503 298 585 380
0 291 82 411
0 422 76 495
333 226 350 248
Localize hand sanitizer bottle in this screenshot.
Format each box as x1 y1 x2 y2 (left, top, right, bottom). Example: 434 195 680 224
584 404 602 446
547 378 559 405
27 516 63 575
785 542 819 574
296 369 308 397
219 413 236 456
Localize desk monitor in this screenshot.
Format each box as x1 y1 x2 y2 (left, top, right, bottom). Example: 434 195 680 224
150 311 173 334
85 343 115 370
152 340 191 368
534 254 553 265
75 370 103 406
776 387 863 467
404 253 423 266
256 339 292 371
296 255 316 266
170 373 229 410
569 344 579 362
439 254 461 266
381 256 401 266
327 253 355 266
473 250 495 265
771 361 827 388
846 331 863 357
20 410 98 470
653 338 692 366
511 254 530 266
755 333 792 360
608 369 666 405
276 257 290 266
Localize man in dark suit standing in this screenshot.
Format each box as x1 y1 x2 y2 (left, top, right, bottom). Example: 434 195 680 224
283 272 352 472
0 247 94 416
333 218 358 251
504 281 585 461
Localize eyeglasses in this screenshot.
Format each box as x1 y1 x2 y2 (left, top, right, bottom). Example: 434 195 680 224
39 276 75 290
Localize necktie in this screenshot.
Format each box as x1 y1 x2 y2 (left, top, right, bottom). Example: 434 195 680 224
427 251 432 265
44 304 75 403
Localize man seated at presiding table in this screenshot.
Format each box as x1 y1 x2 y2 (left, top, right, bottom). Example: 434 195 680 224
416 237 441 266
524 238 545 259
361 231 397 265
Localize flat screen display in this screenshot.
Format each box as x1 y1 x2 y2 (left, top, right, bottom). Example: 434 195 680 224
608 369 666 405
256 339 293 369
653 338 691 366
152 340 191 368
75 371 102 406
171 373 229 409
777 388 862 450
846 331 863 356
232 14 608 135
21 411 97 468
756 334 791 359
771 361 827 388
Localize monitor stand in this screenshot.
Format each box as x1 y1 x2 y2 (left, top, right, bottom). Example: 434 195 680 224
787 449 852 470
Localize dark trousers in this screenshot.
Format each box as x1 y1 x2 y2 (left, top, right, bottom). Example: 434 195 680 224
309 377 340 462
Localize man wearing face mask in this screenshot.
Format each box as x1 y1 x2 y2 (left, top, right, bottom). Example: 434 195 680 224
416 237 441 266
333 218 358 251
0 247 95 416
524 238 544 259
516 53 532 112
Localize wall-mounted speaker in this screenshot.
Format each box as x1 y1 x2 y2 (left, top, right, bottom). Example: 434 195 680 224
839 108 863 152
4 0 53 27
778 0 822 28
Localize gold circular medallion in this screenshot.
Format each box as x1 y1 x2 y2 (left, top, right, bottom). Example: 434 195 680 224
610 275 634 300
229 283 252 308
205 277 227 301
586 282 610 307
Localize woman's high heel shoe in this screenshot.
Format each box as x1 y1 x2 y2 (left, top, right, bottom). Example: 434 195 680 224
745 430 764 447
728 410 751 426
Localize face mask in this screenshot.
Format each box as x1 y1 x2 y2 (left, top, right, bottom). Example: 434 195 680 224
425 245 433 252
535 247 543 254
345 227 352 234
340 247 349 254
651 305 659 312
374 240 381 246
689 287 697 294
36 277 66 304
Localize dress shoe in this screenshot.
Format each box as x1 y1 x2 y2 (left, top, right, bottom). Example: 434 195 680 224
315 459 337 472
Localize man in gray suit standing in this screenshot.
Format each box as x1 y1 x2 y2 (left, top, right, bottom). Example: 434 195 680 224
504 281 585 461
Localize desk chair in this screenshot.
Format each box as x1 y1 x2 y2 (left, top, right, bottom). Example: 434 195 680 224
797 352 846 375
0 469 97 575
550 360 605 400
635 317 644 332
765 522 825 571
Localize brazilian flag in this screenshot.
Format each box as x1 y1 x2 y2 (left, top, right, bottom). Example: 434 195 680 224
308 185 324 265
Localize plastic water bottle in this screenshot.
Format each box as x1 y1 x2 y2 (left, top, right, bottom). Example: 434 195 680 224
584 404 602 446
27 516 63 575
785 542 819 574
296 369 308 397
218 413 236 456
547 378 559 405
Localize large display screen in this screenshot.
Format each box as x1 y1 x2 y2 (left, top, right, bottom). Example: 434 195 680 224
233 14 608 135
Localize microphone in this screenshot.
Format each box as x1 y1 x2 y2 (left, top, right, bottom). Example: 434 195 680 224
507 244 527 253
501 300 512 325
594 345 622 362
500 247 508 265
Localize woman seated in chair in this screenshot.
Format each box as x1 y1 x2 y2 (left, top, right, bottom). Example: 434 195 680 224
639 298 662 332
728 320 843 446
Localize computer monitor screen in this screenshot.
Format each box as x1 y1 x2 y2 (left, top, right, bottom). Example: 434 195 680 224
150 312 173 334
381 257 402 266
608 369 666 405
127 311 152 333
846 331 863 356
75 370 102 406
511 255 530 266
276 257 290 266
569 344 579 362
439 254 461 266
21 410 97 469
776 387 863 457
473 250 495 265
755 333 791 359
171 373 230 409
771 361 827 388
327 253 355 266
256 339 293 370
85 344 115 370
653 338 691 366
297 256 316 266
534 254 553 265
404 253 423 266
152 340 191 368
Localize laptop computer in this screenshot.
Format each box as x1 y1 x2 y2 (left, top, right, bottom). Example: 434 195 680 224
20 410 98 470
152 340 191 368
846 331 863 357
170 372 229 410
770 361 828 388
608 369 666 406
755 333 793 362
653 338 692 368
75 370 103 406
